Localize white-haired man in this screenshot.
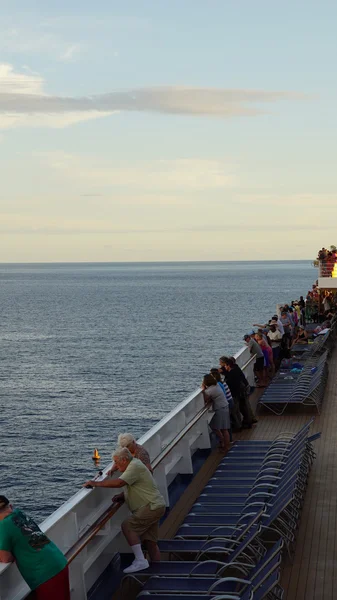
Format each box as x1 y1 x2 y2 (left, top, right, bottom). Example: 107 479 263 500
84 448 165 574
108 433 152 475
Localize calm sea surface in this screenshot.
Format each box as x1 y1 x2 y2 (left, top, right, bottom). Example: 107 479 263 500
0 261 315 521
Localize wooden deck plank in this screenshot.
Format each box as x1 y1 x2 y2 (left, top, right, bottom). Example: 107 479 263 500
234 346 337 599
278 346 337 600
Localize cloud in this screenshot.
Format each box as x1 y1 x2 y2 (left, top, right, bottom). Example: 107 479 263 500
236 192 337 208
0 24 82 62
2 219 336 236
0 63 304 130
60 44 81 62
0 64 112 129
39 152 235 191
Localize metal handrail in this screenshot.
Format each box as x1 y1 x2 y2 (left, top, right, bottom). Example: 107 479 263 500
66 404 209 564
66 356 255 564
66 502 120 564
241 353 257 371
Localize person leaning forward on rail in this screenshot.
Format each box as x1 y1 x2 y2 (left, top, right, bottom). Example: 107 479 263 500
0 495 70 600
108 433 153 475
84 447 166 574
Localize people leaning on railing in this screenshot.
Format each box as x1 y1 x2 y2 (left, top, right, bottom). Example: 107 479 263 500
84 448 165 574
219 358 256 430
201 374 231 451
108 433 153 476
0 495 70 600
243 334 265 387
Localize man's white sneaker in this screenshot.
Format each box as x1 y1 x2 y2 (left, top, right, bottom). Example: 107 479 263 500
123 558 149 574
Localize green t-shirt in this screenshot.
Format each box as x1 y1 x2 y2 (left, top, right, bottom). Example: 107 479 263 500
119 458 165 512
0 509 67 590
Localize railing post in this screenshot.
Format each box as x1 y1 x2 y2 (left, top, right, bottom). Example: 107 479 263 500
195 415 211 449
154 463 169 506
69 552 87 600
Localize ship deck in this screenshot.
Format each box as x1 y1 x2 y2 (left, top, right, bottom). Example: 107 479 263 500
114 345 337 600
237 346 337 600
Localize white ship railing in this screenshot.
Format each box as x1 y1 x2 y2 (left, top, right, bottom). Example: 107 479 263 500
0 345 255 600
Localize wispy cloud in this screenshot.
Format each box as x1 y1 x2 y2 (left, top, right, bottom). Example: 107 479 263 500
2 221 336 236
0 64 112 129
236 192 337 208
39 152 235 191
0 63 305 130
0 24 82 62
59 44 81 62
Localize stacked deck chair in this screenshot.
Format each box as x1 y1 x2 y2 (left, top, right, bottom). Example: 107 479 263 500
258 350 329 415
123 420 318 600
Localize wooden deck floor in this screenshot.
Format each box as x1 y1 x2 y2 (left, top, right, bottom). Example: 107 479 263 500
236 346 337 600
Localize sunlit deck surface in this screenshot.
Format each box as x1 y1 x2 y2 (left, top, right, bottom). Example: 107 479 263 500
114 345 337 600
237 346 337 600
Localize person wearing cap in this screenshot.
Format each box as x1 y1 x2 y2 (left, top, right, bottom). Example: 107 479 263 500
243 334 265 387
0 495 69 599
272 316 284 335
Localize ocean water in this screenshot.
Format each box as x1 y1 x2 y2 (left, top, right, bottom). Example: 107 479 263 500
0 261 315 521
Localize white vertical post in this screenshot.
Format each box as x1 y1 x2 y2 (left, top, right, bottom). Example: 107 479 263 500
69 552 87 600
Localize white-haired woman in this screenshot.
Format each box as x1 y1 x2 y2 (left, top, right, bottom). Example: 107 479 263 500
108 433 152 475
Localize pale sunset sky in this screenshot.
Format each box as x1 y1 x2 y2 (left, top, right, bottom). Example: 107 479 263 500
1 1 336 262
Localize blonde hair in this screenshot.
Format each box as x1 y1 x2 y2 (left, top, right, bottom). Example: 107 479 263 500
118 433 135 448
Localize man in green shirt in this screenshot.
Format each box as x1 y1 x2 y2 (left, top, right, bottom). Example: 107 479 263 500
0 495 69 599
84 447 166 574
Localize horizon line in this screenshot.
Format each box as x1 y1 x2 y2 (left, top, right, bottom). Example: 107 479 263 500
0 259 315 265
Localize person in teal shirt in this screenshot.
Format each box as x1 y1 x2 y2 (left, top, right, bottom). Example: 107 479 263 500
0 495 70 599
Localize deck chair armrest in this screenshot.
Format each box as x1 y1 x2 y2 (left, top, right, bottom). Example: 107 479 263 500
217 562 252 577
208 526 237 538
250 482 278 490
200 537 240 550
208 577 252 593
189 560 228 575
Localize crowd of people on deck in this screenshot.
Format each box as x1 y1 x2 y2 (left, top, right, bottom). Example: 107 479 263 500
2 287 337 592
317 247 337 276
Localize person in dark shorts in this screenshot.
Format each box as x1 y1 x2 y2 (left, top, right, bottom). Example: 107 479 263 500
221 358 257 428
0 496 69 600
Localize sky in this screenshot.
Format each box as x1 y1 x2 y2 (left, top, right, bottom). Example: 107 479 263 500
1 1 337 262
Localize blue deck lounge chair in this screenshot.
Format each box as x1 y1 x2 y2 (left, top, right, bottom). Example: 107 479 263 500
139 547 281 595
